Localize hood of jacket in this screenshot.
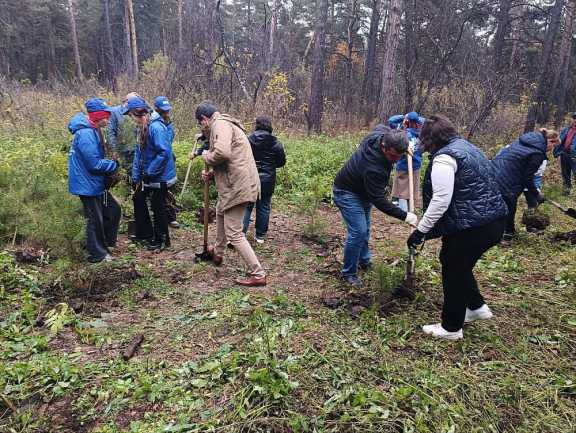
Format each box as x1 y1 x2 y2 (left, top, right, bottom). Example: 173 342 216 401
250 130 277 149
68 112 91 134
518 132 547 153
211 112 246 132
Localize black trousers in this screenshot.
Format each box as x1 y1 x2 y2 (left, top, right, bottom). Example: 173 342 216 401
560 153 576 190
439 217 506 331
80 193 121 262
133 185 170 244
503 195 517 236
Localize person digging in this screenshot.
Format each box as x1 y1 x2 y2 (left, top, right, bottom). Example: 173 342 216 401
407 115 508 340
332 126 418 288
194 102 267 287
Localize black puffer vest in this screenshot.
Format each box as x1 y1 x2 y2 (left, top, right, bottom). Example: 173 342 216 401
423 138 508 238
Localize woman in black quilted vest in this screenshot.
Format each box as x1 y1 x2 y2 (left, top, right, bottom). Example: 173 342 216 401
407 114 508 340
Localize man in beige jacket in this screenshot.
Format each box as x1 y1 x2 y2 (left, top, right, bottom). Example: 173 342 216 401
195 102 266 286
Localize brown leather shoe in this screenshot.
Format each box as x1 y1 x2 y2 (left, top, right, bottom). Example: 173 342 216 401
236 275 267 287
207 246 223 266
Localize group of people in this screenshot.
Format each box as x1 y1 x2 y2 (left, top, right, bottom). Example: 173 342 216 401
67 97 285 287
68 96 574 340
333 111 571 340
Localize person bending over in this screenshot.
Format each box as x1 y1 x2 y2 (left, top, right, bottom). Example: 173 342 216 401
407 114 508 340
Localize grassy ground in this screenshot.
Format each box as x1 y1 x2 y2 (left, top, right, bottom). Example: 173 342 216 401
1 166 576 432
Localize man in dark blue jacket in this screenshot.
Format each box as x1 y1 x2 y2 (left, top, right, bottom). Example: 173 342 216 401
242 116 286 243
492 130 555 241
333 128 417 287
68 98 120 263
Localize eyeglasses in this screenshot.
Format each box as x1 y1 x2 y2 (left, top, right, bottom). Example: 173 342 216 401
130 111 148 118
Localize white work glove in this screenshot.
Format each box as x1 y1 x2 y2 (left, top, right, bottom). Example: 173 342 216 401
405 212 418 227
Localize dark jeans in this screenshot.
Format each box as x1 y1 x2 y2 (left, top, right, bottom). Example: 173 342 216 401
501 194 518 237
243 185 273 238
133 185 170 244
80 193 121 262
439 217 506 331
165 189 178 223
332 187 372 277
560 153 576 190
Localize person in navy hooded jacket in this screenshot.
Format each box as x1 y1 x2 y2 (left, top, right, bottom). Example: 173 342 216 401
127 96 177 251
492 129 558 242
68 98 120 263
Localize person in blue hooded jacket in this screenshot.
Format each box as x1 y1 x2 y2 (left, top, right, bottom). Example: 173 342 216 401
153 96 180 229
68 98 121 263
127 96 177 250
389 112 424 211
492 129 558 242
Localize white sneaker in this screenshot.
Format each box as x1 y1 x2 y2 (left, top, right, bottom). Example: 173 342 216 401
255 237 265 244
103 254 114 262
169 221 181 229
465 304 493 323
422 323 463 340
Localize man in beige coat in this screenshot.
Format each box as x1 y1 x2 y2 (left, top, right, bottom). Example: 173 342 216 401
195 102 266 286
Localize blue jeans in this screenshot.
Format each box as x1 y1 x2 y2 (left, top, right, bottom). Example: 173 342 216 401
243 187 273 238
332 187 372 277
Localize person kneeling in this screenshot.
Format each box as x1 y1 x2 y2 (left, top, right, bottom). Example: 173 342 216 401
333 127 418 288
407 115 508 340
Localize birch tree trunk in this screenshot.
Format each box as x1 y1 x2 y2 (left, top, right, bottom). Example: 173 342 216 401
361 0 381 123
102 0 116 88
378 0 402 120
268 0 279 71
67 0 83 81
126 0 139 78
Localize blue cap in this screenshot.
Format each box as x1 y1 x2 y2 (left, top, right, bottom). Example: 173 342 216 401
154 96 172 112
418 116 426 125
85 97 112 113
405 111 420 122
122 96 150 114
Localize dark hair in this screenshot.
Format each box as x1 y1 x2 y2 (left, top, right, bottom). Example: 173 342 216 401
195 101 218 121
419 114 459 151
381 130 408 154
255 115 273 133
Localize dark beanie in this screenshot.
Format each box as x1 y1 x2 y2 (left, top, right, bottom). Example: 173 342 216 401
255 115 273 133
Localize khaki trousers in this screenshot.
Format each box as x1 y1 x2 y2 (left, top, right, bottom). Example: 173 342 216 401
215 202 266 277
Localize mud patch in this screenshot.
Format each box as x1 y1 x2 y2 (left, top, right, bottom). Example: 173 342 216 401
553 230 576 244
521 209 550 232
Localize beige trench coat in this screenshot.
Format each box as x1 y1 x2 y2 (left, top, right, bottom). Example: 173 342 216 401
203 113 260 212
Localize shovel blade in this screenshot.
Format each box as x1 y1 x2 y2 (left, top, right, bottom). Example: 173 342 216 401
194 249 212 263
566 208 576 219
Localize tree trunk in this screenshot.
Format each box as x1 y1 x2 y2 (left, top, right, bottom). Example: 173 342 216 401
493 0 512 72
268 0 279 71
554 0 576 127
178 0 184 58
378 0 402 120
126 0 139 78
362 0 381 123
524 0 565 132
124 0 132 76
345 0 359 114
307 0 329 134
404 0 417 112
67 0 83 81
102 0 116 89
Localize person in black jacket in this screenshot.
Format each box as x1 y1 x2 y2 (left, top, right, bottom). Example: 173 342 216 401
242 116 286 243
333 127 417 287
492 129 558 242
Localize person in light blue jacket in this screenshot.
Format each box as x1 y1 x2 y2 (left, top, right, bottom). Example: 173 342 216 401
152 96 180 228
127 96 177 250
68 98 120 263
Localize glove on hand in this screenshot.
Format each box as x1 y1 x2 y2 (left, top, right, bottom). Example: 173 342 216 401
405 211 418 227
407 229 426 249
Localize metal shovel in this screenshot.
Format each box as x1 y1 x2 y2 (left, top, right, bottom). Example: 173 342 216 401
548 199 576 220
195 163 212 262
